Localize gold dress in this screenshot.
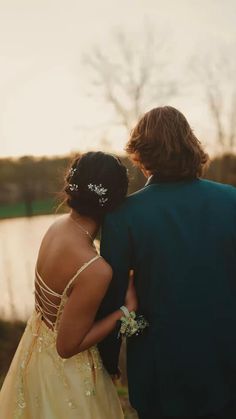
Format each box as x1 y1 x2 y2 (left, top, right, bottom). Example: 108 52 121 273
0 255 124 419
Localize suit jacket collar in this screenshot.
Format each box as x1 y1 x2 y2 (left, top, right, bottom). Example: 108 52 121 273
145 174 197 186
145 176 153 186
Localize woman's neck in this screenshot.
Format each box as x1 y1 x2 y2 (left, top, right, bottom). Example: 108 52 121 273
69 210 99 241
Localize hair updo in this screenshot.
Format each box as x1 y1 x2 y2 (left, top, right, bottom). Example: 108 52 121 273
64 152 128 220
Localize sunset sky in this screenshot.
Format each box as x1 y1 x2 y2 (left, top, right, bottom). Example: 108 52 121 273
0 0 235 158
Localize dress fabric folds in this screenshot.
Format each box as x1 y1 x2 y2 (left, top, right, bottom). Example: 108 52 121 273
0 255 124 419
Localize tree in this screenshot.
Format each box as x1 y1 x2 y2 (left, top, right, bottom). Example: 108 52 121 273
206 153 236 186
83 27 177 132
0 156 71 217
191 46 236 154
16 157 37 217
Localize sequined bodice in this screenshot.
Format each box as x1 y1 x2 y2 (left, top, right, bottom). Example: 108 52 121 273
34 254 101 331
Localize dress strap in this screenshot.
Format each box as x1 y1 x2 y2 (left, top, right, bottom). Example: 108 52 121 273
64 254 101 294
35 270 62 298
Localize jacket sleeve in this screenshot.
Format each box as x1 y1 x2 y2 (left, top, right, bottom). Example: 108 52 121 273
97 210 132 374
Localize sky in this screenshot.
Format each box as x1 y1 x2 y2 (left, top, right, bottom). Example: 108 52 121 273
0 0 235 158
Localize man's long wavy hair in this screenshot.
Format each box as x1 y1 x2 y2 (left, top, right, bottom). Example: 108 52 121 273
126 106 209 179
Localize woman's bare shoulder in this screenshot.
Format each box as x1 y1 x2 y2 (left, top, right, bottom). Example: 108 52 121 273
73 255 113 286
90 256 113 280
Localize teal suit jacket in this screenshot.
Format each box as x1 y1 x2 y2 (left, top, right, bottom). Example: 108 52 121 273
98 178 236 416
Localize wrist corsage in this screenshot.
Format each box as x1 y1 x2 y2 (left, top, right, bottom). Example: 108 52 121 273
118 306 149 338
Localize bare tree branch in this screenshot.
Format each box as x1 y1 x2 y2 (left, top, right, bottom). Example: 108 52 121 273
191 47 236 153
83 26 177 132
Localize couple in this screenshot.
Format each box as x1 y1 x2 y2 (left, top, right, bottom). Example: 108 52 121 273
0 106 236 418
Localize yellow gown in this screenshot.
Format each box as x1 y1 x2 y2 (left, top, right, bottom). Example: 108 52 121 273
0 255 124 419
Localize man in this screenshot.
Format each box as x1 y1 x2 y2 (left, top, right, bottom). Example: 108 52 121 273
98 106 236 418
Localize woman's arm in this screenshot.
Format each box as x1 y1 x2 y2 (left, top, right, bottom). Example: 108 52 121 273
75 309 123 353
56 260 137 358
77 273 137 352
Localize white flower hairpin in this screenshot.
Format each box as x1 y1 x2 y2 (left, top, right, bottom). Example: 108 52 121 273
68 167 77 178
68 183 79 192
68 167 79 192
88 183 108 207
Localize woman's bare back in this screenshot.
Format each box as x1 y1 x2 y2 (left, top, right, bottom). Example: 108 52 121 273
35 214 99 328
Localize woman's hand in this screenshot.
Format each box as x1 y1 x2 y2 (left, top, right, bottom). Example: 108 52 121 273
125 271 138 312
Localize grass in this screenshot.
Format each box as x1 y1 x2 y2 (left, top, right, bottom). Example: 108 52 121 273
0 319 26 378
117 386 138 418
0 199 57 219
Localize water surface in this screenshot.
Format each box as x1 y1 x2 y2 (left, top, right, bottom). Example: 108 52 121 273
0 215 60 320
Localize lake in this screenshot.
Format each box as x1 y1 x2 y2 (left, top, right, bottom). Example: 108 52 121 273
0 215 60 320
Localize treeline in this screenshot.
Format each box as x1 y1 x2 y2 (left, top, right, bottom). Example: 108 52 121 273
0 153 235 218
0 156 68 216
0 154 145 217
206 153 236 185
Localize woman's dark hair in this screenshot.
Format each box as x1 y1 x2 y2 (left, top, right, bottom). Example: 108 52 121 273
64 152 128 220
126 106 209 179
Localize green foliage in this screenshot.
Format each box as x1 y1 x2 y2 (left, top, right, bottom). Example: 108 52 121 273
0 199 57 219
117 386 138 418
0 152 235 220
205 153 236 186
0 154 146 219
0 155 71 206
117 386 129 396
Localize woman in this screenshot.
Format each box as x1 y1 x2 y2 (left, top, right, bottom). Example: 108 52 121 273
0 151 137 419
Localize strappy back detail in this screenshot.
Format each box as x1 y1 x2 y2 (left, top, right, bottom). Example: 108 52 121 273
35 273 62 328
34 254 101 330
